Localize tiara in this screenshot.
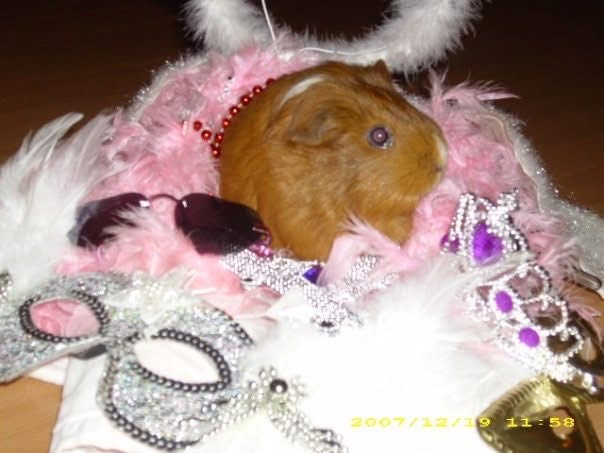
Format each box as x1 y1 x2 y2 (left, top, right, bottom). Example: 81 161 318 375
442 191 601 392
441 191 528 266
0 271 345 452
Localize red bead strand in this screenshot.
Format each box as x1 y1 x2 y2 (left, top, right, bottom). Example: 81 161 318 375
192 77 275 159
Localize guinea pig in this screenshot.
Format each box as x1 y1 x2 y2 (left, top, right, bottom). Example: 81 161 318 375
219 61 447 261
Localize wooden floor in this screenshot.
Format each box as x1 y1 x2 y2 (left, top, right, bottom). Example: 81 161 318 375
0 0 602 451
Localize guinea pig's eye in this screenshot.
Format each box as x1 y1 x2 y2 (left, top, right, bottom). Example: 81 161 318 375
367 126 393 149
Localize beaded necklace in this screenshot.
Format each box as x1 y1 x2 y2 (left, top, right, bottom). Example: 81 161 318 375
193 77 276 158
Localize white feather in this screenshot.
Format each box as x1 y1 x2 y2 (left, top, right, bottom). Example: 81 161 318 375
185 0 483 73
0 113 119 294
184 0 273 54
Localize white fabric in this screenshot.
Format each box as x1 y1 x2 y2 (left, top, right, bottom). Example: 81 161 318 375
28 358 69 386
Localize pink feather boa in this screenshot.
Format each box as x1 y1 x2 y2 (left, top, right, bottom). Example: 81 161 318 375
53 48 578 322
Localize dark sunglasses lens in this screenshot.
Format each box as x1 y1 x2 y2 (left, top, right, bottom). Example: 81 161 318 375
175 194 270 254
70 193 150 247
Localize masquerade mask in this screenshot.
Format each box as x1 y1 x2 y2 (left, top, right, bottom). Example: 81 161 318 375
0 271 344 452
69 192 271 254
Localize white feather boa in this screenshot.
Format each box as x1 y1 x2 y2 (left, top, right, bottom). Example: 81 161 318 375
50 256 532 452
185 0 482 73
0 113 120 295
503 112 604 296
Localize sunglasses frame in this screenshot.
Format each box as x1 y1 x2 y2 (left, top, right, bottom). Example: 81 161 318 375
71 192 270 254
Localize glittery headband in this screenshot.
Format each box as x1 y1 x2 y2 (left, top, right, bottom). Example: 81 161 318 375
0 272 345 452
221 250 395 335
441 191 602 392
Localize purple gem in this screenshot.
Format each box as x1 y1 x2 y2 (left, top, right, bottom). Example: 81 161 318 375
495 291 513 313
440 233 460 253
472 222 503 265
518 327 540 347
303 265 323 284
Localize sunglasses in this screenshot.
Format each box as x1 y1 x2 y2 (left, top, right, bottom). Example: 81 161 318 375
69 192 271 255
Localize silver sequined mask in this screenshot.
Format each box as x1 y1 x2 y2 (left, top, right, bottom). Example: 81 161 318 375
0 272 345 452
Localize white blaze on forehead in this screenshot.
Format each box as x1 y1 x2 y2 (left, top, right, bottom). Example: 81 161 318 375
279 75 325 107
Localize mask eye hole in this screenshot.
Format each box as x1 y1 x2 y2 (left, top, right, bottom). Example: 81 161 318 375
130 329 232 393
20 290 108 342
134 337 220 384
367 126 393 149
30 299 101 338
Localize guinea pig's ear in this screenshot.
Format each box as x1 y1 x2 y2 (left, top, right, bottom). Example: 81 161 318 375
361 60 395 90
285 101 332 146
271 75 334 146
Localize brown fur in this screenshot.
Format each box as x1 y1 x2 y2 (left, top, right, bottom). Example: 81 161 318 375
219 61 446 261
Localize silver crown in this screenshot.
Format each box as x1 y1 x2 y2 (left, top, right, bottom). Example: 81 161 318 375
443 191 598 392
